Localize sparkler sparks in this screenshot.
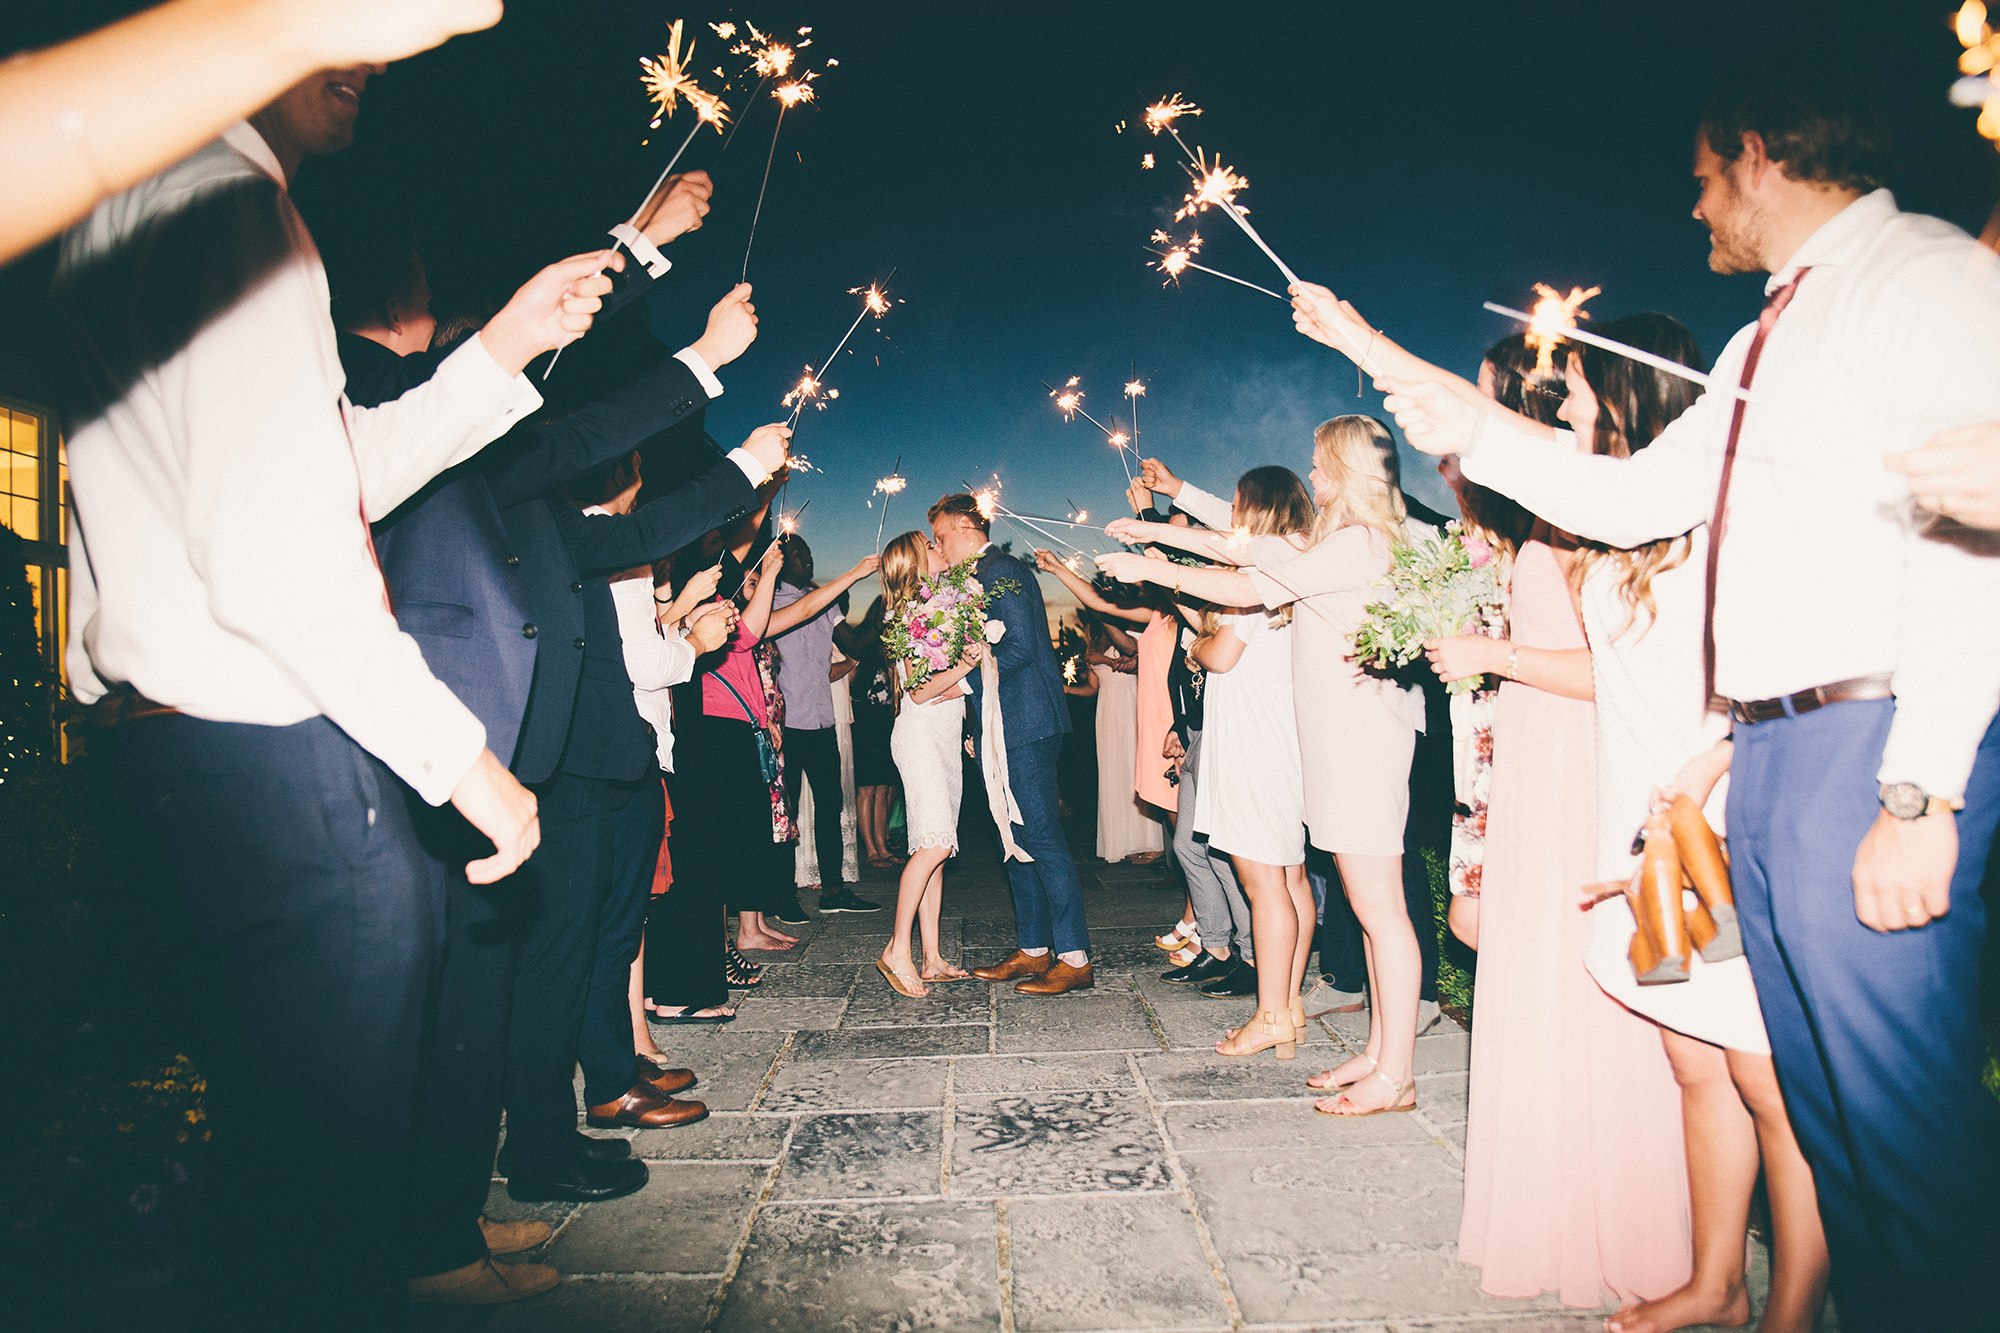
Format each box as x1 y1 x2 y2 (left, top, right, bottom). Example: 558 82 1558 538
1523 283 1601 378
1482 296 1743 400
1174 149 1250 223
873 474 908 498
785 280 898 427
1141 153 1156 169
1144 93 1203 135
871 459 907 548
1143 93 1302 288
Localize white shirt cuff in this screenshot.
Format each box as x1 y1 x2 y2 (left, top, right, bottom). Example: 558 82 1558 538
440 330 543 426
609 223 672 278
675 346 724 399
728 446 772 487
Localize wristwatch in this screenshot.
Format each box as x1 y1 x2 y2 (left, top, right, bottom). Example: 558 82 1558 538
1879 782 1964 820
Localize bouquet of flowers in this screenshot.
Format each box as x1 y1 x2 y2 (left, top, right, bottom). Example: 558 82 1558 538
883 559 1022 689
1350 522 1505 695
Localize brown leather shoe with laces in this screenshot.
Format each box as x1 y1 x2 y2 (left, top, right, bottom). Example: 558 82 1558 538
970 949 1055 982
408 1257 559 1305
1013 960 1095 996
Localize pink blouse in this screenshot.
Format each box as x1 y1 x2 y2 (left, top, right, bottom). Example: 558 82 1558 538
701 620 768 725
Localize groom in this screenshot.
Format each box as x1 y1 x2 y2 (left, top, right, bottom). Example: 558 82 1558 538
929 494 1094 994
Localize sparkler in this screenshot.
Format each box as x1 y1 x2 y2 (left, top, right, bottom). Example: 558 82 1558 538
1145 94 1301 289
1149 228 1286 300
1043 377 1139 485
1483 295 1749 401
961 479 1096 561
740 63 824 281
723 498 812 601
872 456 907 549
785 281 895 428
1516 283 1600 378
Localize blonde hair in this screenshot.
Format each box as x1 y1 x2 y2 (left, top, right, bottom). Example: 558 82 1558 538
879 531 931 712
1310 415 1410 551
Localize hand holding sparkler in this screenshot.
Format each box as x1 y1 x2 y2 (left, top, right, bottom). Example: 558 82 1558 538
480 250 621 375
685 599 739 654
690 283 759 371
739 421 794 479
1138 457 1184 500
635 169 714 246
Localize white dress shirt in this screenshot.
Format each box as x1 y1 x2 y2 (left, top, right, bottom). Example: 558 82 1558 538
585 509 700 774
1460 190 2000 799
57 123 541 805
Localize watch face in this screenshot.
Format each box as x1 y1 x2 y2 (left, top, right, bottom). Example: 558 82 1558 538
1882 782 1928 819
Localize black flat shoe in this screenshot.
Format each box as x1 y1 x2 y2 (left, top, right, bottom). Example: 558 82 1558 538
504 1156 648 1204
1161 951 1233 986
1198 960 1260 998
648 1007 736 1025
769 893 811 926
496 1132 631 1178
818 888 883 914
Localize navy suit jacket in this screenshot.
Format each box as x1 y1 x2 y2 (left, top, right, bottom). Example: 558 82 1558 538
965 546 1070 748
341 332 752 782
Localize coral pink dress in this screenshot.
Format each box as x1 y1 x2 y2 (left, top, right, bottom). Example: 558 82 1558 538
1133 613 1178 812
1456 540 1692 1308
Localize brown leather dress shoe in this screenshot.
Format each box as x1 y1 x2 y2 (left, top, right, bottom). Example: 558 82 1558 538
586 1084 710 1129
642 1065 698 1097
477 1216 552 1256
1014 960 1094 996
408 1256 559 1305
971 949 1055 982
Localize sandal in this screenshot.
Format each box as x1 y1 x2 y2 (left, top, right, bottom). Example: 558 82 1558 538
876 956 929 999
650 1006 736 1025
724 945 763 989
1306 1053 1375 1092
920 960 973 982
1155 920 1200 953
1314 1069 1417 1117
1214 1009 1296 1060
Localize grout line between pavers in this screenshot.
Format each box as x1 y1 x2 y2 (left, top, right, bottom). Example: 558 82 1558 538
1128 973 1173 1051
995 1196 1017 1333
757 1185 1187 1206
1126 1051 1248 1333
742 1030 797 1113
699 1116 796 1333
940 1058 957 1199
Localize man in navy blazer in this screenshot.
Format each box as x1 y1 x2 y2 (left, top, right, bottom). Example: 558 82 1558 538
929 494 1095 995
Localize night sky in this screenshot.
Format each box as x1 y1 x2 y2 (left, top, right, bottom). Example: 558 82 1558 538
8 2 1998 611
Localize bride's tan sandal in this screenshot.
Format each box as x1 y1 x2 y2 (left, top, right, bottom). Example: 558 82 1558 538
876 957 929 999
1314 1069 1417 1118
1306 1052 1375 1092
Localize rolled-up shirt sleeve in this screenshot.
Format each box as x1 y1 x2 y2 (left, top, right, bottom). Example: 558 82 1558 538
348 333 541 520
167 189 486 804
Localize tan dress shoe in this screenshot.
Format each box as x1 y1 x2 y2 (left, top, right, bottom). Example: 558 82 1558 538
408 1257 559 1305
587 1084 710 1129
1013 960 1094 995
477 1216 552 1256
970 949 1055 982
643 1065 698 1097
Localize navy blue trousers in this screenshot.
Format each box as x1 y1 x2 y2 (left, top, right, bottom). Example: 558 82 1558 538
579 776 666 1106
103 716 432 1325
1002 734 1092 955
1730 700 2000 1330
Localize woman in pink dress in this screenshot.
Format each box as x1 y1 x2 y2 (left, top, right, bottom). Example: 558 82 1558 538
1427 488 1692 1308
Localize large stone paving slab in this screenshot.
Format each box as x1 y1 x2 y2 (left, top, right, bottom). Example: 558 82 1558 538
992 990 1161 1054
843 976 995 1027
744 962 864 999
950 1090 1172 1197
617 1111 791 1161
1165 1098 1434 1154
717 1201 1002 1333
725 996 850 1030
949 1052 1136 1095
788 1024 992 1063
481 1274 719 1332
758 1056 951 1113
1136 1048 1334 1104
771 1111 945 1201
1006 1194 1230 1332
543 1163 771 1275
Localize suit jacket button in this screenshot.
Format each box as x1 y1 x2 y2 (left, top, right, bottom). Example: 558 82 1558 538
571 581 584 593
521 623 538 639
504 554 521 567
574 637 587 650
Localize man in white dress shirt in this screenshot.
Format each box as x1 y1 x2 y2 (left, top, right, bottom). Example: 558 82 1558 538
55 63 612 1322
1294 65 2000 1332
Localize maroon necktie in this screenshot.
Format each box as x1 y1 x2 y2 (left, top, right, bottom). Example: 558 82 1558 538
1701 267 1811 705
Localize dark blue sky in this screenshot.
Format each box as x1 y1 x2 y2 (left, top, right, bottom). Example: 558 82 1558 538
11 3 1998 609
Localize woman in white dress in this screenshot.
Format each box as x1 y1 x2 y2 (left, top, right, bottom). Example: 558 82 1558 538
1089 620 1166 862
1558 320 1828 1333
876 531 984 998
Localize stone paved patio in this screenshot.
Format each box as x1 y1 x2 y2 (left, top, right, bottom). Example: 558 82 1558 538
418 849 1770 1333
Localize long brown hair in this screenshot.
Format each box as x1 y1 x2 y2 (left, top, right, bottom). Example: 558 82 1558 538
880 530 932 710
1565 313 1707 635
1461 335 1548 560
1195 466 1313 645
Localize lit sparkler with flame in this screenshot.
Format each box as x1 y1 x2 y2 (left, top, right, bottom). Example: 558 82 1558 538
1144 93 1301 288
737 28 830 281
1522 283 1600 378
1124 377 1145 480
872 458 907 548
1952 2 2000 148
961 478 1095 562
1042 377 1137 486
785 281 897 428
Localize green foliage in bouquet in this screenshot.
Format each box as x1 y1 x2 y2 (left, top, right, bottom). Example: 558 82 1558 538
1350 521 1505 695
882 559 1021 690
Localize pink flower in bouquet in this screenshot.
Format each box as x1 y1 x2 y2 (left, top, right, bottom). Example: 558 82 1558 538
984 619 1007 645
1464 536 1493 568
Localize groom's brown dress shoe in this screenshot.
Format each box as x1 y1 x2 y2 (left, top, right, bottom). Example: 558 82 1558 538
586 1084 710 1129
642 1065 698 1097
1014 961 1094 996
971 950 1054 982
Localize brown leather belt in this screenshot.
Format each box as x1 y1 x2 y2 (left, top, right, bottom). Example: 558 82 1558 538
85 687 182 727
1720 673 1893 726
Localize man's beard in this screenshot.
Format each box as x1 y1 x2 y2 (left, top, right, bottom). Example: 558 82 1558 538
1705 192 1769 275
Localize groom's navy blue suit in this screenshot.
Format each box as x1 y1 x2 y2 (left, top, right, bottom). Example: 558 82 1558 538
966 545 1091 955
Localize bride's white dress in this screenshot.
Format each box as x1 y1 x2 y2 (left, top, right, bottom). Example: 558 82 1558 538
892 678 966 855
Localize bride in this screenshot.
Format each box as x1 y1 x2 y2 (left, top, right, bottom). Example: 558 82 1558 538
876 531 984 998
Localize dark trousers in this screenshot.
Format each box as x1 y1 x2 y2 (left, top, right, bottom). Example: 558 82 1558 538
1002 734 1092 955
579 777 666 1107
644 749 728 1011
102 716 432 1325
783 724 849 888
400 803 530 1278
502 772 644 1174
1731 700 2000 1331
